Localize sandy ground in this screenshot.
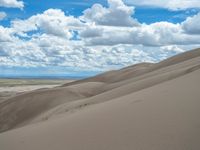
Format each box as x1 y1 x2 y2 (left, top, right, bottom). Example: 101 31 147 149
0 48 200 150
0 85 57 102
0 80 73 103
0 85 59 93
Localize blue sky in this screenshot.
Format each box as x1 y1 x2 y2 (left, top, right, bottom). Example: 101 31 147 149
0 0 200 78
1 0 198 25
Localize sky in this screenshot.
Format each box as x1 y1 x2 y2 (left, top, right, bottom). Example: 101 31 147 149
0 0 200 78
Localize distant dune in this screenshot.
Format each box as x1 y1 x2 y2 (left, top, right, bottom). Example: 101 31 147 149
0 48 200 150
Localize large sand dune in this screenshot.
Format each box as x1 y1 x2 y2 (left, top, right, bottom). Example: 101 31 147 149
0 48 200 150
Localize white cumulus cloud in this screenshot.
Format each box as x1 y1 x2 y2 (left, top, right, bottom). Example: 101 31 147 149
11 9 83 38
125 0 200 10
0 0 24 9
0 12 6 20
182 12 200 34
81 0 139 27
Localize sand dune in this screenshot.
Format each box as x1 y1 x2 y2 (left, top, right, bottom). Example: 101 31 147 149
0 48 200 150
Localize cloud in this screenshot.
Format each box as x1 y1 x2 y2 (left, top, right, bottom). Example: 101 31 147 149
79 25 103 38
124 0 200 10
0 12 6 20
82 21 200 47
0 28 149 70
1 0 200 72
11 9 83 38
81 0 139 27
0 26 14 42
182 12 200 34
0 0 24 9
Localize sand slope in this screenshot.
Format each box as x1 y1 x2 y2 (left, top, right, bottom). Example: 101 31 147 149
0 48 200 150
